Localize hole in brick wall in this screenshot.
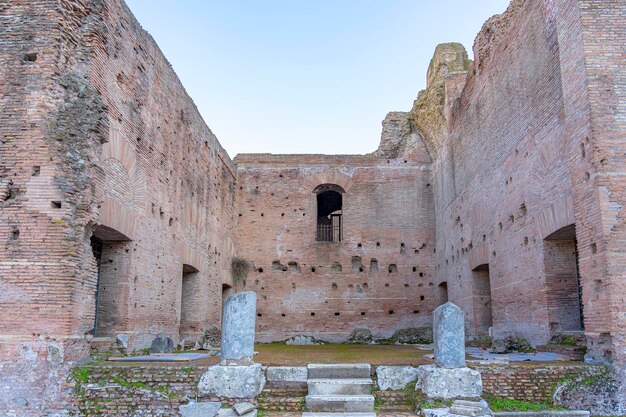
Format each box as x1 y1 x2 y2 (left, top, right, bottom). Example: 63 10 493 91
388 310 394 315
419 272 424 277
405 284 410 288
357 242 362 248
591 243 597 253
257 313 262 317
524 237 528 245
291 283 296 289
420 295 425 300
363 283 368 289
359 267 364 272
418 283 423 287
388 264 398 273
272 261 288 271
11 228 19 240
413 266 417 272
400 243 406 254
483 234 486 241
335 312 340 316
384 283 389 288
361 312 366 315
376 242 381 247
261 213 264 217
311 266 316 273
238 213 242 217
351 256 362 272
32 166 40 176
584 172 590 181
302 213 306 216
509 215 515 223
258 268 264 273
332 283 338 290
169 217 173 226
279 174 283 178
254 279 259 286
370 259 378 273
288 262 300 273
51 201 62 209
413 310 419 314
281 213 285 217
24 52 38 62
492 251 496 257
331 262 342 272
311 312 315 316
428 282 434 287
499 222 503 230
415 249 419 254
281 313 286 317
580 143 586 158
426 183 430 187
520 203 527 215
348 284 354 289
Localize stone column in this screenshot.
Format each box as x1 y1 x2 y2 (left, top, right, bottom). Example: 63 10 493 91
221 291 256 364
433 302 466 368
198 291 266 398
417 302 482 400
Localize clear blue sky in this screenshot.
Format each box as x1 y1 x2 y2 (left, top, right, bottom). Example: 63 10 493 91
125 1 511 157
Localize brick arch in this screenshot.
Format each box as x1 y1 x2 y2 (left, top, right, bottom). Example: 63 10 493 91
98 128 147 239
300 171 355 193
101 128 147 210
536 194 576 240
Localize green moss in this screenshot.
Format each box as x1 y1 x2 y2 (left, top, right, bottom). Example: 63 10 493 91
417 399 452 409
485 395 565 412
71 366 92 384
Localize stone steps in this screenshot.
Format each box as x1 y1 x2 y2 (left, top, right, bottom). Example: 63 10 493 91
308 378 374 395
305 395 375 412
307 364 371 379
302 413 377 417
304 364 375 417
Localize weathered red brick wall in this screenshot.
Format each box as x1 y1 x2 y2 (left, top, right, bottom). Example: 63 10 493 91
416 0 624 396
234 112 437 342
0 0 236 415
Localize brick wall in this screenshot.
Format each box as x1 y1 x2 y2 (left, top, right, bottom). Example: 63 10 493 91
417 0 625 385
478 364 604 403
0 0 236 415
234 112 437 342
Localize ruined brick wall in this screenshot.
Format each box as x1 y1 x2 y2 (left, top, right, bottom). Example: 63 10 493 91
414 0 625 388
234 112 436 342
0 0 236 415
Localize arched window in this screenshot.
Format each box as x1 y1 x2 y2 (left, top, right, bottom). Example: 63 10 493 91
315 184 344 242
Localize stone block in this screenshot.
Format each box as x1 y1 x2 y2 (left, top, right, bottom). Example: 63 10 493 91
449 399 492 416
149 336 174 354
265 366 308 382
417 365 482 400
198 363 266 398
376 365 419 390
222 292 257 363
115 334 128 349
433 302 466 368
179 401 221 417
233 402 256 415
216 410 257 417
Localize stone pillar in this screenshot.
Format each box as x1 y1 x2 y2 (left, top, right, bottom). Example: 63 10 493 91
221 291 256 364
198 291 266 398
417 301 482 400
433 302 466 368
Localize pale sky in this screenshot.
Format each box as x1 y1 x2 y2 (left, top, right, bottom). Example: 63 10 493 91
125 1 512 157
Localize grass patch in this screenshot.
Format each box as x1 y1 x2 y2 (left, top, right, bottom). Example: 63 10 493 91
71 366 92 383
485 395 565 412
416 399 452 409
